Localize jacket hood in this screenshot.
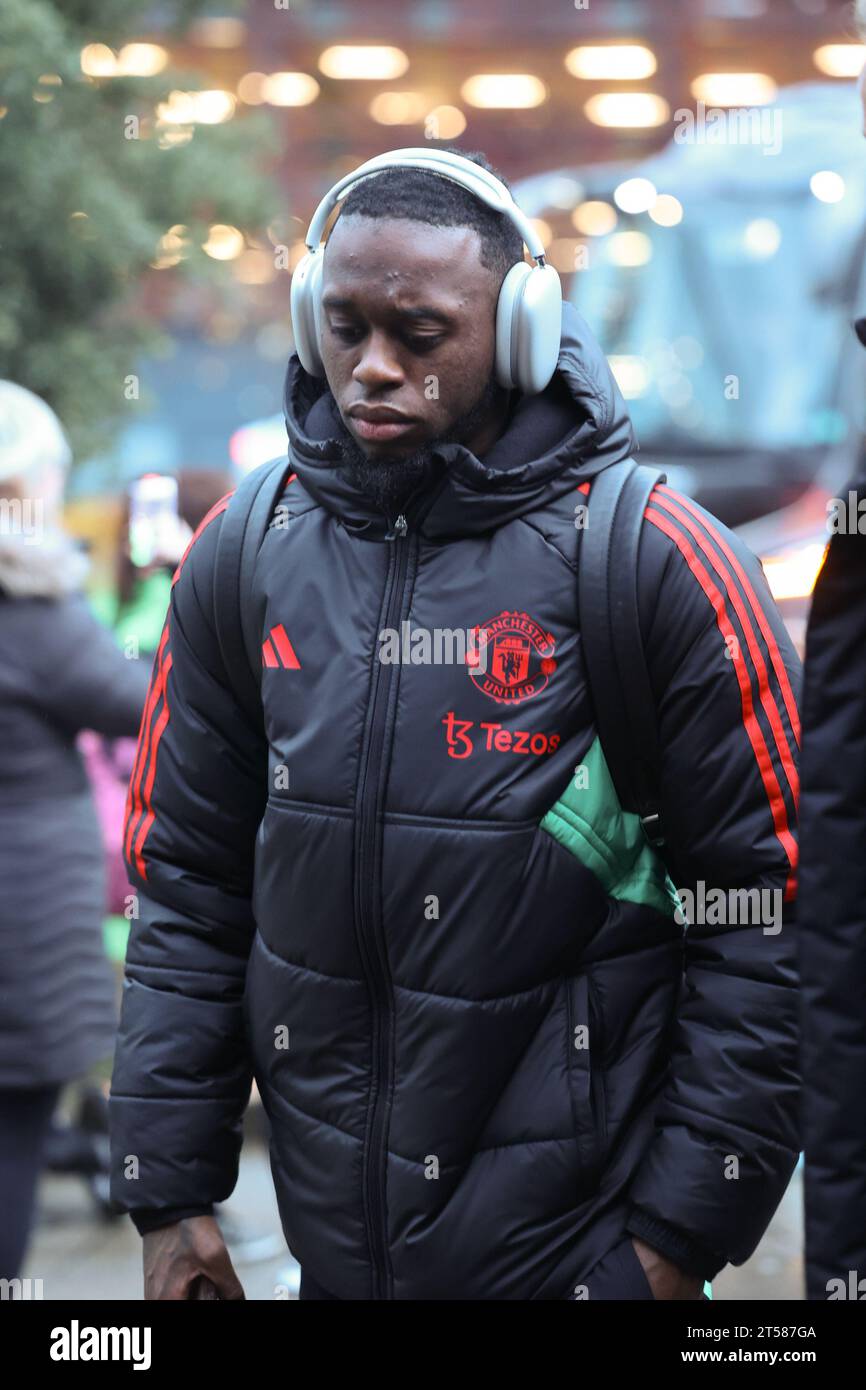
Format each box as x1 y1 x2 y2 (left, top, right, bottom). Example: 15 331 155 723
282 299 638 541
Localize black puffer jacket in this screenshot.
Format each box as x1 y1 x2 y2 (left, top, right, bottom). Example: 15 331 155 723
799 320 866 1301
109 303 801 1299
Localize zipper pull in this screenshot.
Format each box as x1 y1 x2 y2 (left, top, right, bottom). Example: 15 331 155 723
393 513 408 538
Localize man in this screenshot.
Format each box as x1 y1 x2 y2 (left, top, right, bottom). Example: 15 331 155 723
109 149 801 1301
797 12 866 1301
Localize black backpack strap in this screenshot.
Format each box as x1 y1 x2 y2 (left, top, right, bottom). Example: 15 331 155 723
578 459 668 855
213 455 293 727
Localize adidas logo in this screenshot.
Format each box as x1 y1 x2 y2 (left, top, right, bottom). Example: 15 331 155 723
262 623 301 670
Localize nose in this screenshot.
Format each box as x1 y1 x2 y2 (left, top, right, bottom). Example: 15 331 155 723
352 329 404 390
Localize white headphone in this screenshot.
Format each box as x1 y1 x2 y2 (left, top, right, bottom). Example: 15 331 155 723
290 147 563 396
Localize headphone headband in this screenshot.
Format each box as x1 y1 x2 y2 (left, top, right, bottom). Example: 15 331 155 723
304 147 546 264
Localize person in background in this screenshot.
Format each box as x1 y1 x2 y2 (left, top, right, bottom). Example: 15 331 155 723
798 0 866 1301
0 380 150 1279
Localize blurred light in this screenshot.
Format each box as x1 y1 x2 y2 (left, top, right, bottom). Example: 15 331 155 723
762 542 828 601
150 227 184 269
202 224 245 260
157 128 193 149
608 355 650 398
318 46 409 80
156 89 236 124
744 218 781 258
649 193 683 227
672 336 704 370
810 170 846 203
571 200 618 235
369 91 429 124
237 72 267 105
117 43 168 77
546 176 584 210
230 416 287 474
191 90 236 123
659 374 693 408
529 217 552 247
584 93 670 127
614 177 657 213
425 105 467 138
156 90 195 123
157 225 190 264
564 44 657 80
233 249 277 285
813 44 866 79
80 44 116 77
690 72 777 106
461 74 547 108
606 231 653 267
263 72 320 106
188 17 247 48
39 74 62 86
546 238 586 272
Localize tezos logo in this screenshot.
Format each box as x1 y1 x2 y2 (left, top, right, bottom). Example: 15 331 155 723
468 611 556 706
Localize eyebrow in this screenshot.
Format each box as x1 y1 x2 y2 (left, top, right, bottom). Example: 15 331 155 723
321 294 455 326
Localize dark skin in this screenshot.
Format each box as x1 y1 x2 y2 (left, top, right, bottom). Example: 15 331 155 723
143 213 703 1301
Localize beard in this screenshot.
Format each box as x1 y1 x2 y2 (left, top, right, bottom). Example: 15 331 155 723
334 371 501 517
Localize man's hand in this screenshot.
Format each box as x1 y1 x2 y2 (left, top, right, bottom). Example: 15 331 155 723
631 1236 704 1300
143 1216 245 1301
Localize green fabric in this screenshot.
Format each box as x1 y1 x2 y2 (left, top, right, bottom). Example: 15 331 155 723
540 736 680 918
112 570 172 654
103 914 131 964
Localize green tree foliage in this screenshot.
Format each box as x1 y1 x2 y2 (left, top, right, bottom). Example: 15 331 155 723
0 0 280 460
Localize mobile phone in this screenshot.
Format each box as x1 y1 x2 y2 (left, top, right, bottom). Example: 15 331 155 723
128 473 179 569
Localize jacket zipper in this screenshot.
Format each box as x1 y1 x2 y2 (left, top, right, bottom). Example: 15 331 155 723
355 506 415 1299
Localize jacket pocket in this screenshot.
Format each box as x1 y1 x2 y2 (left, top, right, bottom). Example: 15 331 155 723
565 971 608 1189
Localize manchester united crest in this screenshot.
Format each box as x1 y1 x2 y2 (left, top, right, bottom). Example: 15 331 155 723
467 611 557 705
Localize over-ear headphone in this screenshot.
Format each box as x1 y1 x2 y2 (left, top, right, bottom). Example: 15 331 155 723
290 147 563 396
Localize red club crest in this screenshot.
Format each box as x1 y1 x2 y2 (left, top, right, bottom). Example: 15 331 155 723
467 611 557 705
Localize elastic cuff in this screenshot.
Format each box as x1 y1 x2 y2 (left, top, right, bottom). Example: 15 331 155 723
131 1204 214 1236
625 1207 725 1281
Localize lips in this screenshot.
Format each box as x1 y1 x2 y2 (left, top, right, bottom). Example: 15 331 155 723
347 404 417 443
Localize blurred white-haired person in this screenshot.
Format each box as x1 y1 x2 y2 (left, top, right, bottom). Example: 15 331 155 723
798 1 866 1301
0 381 149 1279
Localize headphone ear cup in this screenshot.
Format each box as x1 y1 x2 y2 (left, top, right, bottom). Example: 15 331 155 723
496 261 563 395
290 249 326 377
494 262 530 391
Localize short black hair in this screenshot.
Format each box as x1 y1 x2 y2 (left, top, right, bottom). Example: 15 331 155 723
333 147 525 284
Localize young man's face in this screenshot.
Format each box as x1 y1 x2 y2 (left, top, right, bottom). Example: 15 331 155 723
319 215 504 463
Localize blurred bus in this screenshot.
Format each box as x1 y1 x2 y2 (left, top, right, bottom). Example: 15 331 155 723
516 82 866 653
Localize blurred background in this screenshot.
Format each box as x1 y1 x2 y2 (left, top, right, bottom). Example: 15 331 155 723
3 0 864 1299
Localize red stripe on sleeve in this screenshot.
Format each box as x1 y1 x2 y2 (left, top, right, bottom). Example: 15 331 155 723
645 504 798 889
124 625 170 864
653 490 799 806
658 486 800 745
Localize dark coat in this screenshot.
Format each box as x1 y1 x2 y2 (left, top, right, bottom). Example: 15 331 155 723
109 304 801 1299
799 321 866 1299
0 544 150 1089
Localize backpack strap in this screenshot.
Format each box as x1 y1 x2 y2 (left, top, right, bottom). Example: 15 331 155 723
578 459 668 856
213 455 293 727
